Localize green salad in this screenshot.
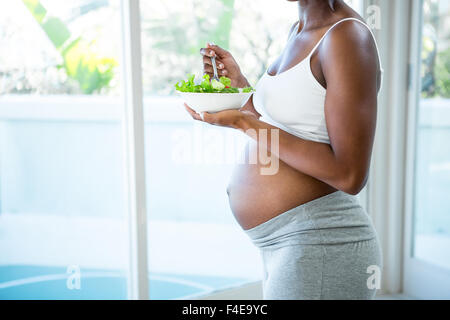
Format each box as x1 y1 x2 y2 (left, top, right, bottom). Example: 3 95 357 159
175 74 254 93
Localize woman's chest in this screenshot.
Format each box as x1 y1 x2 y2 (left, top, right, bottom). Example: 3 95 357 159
253 69 327 126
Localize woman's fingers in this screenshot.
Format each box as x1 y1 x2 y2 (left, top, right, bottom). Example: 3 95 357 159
201 112 215 124
202 56 225 69
206 43 229 58
200 47 216 58
184 104 203 121
201 52 227 74
184 104 215 124
200 43 229 59
203 65 228 76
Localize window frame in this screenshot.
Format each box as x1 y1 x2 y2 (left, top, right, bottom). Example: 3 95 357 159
403 0 450 299
120 0 149 300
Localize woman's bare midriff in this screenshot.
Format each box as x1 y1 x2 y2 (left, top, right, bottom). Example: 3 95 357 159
227 139 337 231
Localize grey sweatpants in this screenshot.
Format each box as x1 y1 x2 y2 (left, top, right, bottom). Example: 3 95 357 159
244 191 382 300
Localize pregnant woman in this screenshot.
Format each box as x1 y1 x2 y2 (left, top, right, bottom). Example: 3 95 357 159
185 0 383 299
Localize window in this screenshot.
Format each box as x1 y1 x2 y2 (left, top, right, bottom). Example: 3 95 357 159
0 0 129 299
412 0 450 270
0 0 121 95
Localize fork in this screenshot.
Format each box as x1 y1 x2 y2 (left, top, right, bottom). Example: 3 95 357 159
210 56 220 81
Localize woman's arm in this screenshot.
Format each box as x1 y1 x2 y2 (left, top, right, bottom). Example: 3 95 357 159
240 95 262 119
235 22 379 195
189 22 379 195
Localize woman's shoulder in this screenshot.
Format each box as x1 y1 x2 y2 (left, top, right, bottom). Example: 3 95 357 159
323 17 376 50
319 17 380 64
318 17 382 78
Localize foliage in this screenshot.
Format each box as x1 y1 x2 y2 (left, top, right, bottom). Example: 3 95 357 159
141 0 235 95
22 0 117 94
435 49 450 98
421 0 450 99
146 0 234 54
422 42 450 99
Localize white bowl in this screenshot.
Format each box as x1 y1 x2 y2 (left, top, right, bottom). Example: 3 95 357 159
178 91 253 113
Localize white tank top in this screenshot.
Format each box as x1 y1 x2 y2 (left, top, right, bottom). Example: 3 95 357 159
253 18 383 145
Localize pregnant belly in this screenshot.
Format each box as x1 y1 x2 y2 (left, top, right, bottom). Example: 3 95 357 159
227 140 337 230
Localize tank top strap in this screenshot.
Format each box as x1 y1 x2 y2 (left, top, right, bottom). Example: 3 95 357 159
306 17 383 72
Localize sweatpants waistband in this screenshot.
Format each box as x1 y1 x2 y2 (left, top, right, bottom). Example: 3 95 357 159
244 191 377 249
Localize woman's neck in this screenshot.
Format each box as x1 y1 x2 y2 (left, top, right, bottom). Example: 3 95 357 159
297 0 342 32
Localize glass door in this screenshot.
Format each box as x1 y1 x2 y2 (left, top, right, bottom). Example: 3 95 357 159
0 0 131 299
404 0 450 299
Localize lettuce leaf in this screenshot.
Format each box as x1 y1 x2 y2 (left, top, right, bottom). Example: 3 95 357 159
219 76 231 87
175 74 254 93
211 79 225 91
175 73 196 92
200 74 213 92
